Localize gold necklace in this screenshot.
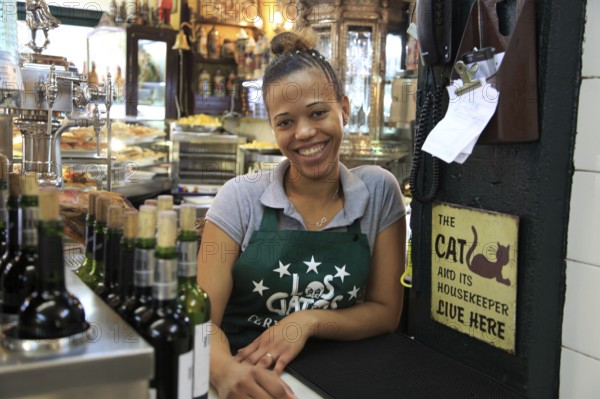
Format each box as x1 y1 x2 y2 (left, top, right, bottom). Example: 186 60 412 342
313 184 340 228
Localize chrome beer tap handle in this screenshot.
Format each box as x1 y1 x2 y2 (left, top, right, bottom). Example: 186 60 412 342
92 104 102 157
105 73 113 191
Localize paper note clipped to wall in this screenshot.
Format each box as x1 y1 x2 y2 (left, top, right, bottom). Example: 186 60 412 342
422 81 499 164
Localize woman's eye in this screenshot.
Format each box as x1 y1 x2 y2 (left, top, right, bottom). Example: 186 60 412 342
311 110 328 118
276 119 293 128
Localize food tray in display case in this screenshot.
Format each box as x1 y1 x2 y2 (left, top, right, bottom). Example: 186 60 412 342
61 149 101 158
171 124 221 134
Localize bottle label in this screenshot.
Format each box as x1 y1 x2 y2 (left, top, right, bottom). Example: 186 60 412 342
0 188 8 222
154 258 177 300
93 230 104 263
134 248 155 287
177 240 198 278
178 350 193 399
21 207 38 246
39 235 63 278
193 321 211 397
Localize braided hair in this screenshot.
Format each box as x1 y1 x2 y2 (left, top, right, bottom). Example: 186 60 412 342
262 29 344 111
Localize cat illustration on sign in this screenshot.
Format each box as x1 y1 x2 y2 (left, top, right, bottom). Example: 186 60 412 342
466 226 511 286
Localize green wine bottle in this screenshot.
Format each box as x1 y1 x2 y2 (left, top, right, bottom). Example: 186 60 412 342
0 166 8 257
0 173 21 293
157 194 173 212
177 204 210 399
88 196 111 290
0 172 38 319
17 187 88 339
96 205 124 309
121 205 157 326
75 191 103 286
118 210 138 303
145 210 193 399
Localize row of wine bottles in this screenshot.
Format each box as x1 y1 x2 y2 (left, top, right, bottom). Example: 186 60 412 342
74 192 211 399
0 172 88 339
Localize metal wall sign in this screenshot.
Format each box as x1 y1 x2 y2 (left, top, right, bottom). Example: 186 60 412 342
431 202 519 353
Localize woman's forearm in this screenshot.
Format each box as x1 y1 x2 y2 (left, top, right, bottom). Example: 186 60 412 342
285 299 402 343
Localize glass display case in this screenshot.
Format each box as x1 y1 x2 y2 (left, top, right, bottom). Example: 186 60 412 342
300 1 412 168
64 25 177 197
87 25 178 120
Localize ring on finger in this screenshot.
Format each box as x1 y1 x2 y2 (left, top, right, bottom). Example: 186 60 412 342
265 353 274 360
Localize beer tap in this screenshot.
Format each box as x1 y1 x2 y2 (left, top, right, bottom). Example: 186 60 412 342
45 65 58 172
51 115 91 188
105 73 113 191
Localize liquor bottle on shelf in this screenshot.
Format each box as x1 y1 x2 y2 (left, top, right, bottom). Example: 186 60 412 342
0 166 8 256
17 187 88 339
197 26 207 58
119 210 138 304
119 205 157 325
207 25 220 59
144 210 193 399
75 191 102 286
177 204 211 399
89 196 112 290
198 68 211 97
96 205 124 309
0 173 21 287
213 69 225 97
0 173 39 319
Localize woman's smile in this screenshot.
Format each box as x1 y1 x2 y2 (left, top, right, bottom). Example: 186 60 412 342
296 141 329 158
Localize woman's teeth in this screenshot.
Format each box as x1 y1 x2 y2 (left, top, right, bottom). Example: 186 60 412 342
298 143 325 156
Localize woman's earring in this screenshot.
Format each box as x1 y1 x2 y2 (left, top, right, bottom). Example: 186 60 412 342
343 116 348 126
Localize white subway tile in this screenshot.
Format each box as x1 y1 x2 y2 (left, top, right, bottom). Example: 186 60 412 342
575 79 600 172
567 172 600 266
560 348 600 399
562 260 600 359
583 1 600 76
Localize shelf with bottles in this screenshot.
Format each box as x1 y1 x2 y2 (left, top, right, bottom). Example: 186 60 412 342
187 20 270 116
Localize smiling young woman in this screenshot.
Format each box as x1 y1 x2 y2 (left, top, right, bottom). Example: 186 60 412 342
197 28 406 399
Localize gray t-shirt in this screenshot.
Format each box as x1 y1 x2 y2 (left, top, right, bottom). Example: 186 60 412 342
206 159 406 254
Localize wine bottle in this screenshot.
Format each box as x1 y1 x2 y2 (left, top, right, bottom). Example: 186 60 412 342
0 173 21 290
120 205 157 325
177 204 211 399
75 191 102 286
145 210 193 399
157 194 174 212
0 172 38 318
144 198 158 207
118 210 138 303
17 187 88 339
0 166 8 257
96 205 124 308
89 196 111 290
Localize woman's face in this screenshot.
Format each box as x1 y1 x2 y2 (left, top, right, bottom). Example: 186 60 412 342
266 68 349 181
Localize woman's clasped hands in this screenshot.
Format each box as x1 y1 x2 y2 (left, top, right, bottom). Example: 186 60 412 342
217 317 312 399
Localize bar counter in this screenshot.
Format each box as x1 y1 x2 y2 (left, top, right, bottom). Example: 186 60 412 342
0 269 154 399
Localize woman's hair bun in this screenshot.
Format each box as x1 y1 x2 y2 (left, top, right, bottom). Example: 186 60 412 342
270 28 318 56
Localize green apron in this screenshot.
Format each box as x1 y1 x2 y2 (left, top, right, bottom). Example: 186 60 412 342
222 207 372 352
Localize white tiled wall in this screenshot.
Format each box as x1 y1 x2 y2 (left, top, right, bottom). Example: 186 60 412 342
560 2 600 398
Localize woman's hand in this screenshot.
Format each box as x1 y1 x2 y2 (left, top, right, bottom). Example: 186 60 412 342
215 361 296 399
234 314 313 375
